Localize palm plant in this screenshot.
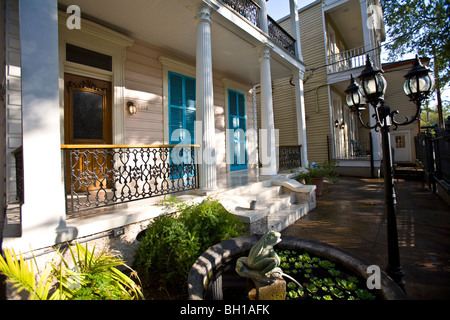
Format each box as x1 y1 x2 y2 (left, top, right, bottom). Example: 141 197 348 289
0 243 144 300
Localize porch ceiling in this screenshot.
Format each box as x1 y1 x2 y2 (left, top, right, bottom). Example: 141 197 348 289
324 0 364 50
58 0 295 84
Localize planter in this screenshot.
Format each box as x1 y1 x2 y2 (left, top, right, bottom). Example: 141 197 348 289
188 235 407 300
312 177 324 196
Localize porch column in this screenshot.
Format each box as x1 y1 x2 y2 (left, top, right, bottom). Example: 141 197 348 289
258 0 269 33
258 45 277 176
289 0 303 60
292 71 309 168
196 5 217 191
18 0 67 248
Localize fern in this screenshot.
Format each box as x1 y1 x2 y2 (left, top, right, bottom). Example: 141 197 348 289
0 248 53 300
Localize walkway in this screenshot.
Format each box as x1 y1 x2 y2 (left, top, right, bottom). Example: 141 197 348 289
282 176 450 300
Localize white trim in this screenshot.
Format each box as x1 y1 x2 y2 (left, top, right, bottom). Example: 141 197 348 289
58 11 134 145
158 56 196 144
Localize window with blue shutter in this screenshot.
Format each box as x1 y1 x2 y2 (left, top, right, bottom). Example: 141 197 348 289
228 89 247 171
168 72 196 178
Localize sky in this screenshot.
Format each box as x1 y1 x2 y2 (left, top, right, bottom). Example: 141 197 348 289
266 0 315 20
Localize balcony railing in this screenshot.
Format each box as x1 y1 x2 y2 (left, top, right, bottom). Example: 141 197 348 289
327 46 366 74
268 16 296 56
220 0 296 56
62 144 199 215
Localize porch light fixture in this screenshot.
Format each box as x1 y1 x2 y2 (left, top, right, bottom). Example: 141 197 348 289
127 101 137 115
343 54 434 294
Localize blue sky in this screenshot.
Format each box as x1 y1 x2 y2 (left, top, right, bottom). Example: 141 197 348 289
266 0 316 20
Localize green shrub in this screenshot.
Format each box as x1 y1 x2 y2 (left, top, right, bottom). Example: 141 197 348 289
134 198 246 290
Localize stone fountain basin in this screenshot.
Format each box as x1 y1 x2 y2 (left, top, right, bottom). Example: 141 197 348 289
188 234 407 300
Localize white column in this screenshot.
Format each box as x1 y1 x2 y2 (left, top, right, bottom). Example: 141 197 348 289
17 0 68 249
258 0 269 33
259 45 277 176
196 5 217 191
292 71 309 168
289 0 303 60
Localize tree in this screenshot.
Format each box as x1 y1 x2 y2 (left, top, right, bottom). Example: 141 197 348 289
380 0 450 127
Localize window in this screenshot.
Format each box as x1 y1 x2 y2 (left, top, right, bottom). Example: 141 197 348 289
168 72 196 145
66 44 112 71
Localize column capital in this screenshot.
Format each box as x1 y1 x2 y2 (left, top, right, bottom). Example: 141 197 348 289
257 43 273 61
195 4 213 24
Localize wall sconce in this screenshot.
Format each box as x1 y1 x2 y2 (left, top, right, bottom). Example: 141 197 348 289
127 101 137 115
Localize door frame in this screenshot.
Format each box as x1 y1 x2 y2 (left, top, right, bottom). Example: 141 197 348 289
58 11 134 146
224 79 250 172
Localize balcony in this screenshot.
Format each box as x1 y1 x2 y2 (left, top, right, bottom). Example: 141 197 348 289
220 0 296 56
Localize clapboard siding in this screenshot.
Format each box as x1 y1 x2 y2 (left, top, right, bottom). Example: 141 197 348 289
279 2 332 163
124 39 255 172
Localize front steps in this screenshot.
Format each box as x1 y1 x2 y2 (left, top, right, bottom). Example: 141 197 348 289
218 178 316 234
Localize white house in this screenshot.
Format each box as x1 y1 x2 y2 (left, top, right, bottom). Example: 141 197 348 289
0 0 312 264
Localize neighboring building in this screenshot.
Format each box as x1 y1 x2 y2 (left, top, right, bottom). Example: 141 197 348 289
1 0 311 262
383 57 431 164
277 0 386 176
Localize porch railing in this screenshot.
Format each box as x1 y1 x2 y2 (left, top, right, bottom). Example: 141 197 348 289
327 46 366 74
278 145 302 172
62 144 199 214
220 0 296 56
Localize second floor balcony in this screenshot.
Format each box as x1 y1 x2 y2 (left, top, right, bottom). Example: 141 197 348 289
221 0 297 56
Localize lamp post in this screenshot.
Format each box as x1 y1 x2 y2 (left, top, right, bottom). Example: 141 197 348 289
344 55 435 292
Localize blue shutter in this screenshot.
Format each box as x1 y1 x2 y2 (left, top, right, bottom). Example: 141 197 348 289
228 89 247 171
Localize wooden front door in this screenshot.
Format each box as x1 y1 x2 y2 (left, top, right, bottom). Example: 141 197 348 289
64 73 113 192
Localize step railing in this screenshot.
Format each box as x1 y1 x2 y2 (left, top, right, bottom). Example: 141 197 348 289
62 144 199 215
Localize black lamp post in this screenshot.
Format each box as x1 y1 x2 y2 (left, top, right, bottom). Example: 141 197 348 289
344 54 434 292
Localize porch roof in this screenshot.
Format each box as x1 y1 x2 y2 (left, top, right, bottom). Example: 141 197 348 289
58 0 304 84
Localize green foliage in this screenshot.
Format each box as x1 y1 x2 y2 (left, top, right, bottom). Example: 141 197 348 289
296 160 339 184
52 243 143 300
0 243 143 300
0 248 53 300
380 0 450 90
134 198 246 290
278 249 379 301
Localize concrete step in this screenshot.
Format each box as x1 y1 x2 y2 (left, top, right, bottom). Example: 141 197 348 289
218 177 316 234
268 203 309 232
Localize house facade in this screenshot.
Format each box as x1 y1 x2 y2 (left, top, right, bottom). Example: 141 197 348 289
277 0 386 176
1 0 309 258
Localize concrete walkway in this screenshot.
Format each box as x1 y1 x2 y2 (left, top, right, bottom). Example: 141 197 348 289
282 176 450 300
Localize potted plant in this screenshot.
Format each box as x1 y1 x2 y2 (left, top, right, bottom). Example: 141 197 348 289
295 160 339 196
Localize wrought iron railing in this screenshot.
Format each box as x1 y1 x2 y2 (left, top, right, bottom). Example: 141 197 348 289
221 0 296 56
278 145 302 172
268 16 296 56
62 144 199 214
221 0 260 26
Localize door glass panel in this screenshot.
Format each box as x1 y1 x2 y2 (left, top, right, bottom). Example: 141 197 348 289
72 90 104 140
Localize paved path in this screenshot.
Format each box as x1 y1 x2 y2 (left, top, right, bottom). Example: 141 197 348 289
282 177 450 300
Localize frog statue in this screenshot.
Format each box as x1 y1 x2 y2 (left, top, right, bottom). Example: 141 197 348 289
235 230 283 284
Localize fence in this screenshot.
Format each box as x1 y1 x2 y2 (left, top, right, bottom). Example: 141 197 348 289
62 145 199 215
416 119 450 192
